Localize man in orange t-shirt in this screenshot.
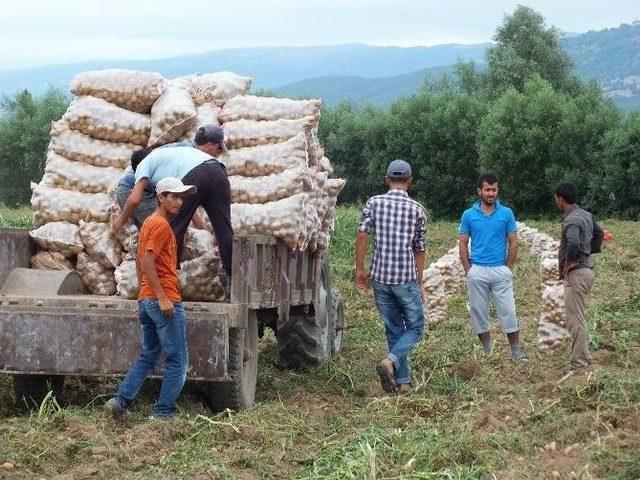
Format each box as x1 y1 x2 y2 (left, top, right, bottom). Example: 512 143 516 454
105 177 196 420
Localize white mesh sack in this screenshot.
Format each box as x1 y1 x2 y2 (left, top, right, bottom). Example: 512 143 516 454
31 182 110 226
79 220 123 268
223 116 316 149
183 227 218 261
423 265 447 324
180 103 221 142
49 121 137 169
31 251 74 271
229 166 308 204
220 95 322 122
76 252 116 295
219 133 308 176
179 253 225 302
148 86 197 147
109 203 139 254
318 156 334 174
538 284 570 350
115 258 139 299
29 221 83 257
70 69 165 113
43 151 123 194
171 71 251 106
63 96 151 146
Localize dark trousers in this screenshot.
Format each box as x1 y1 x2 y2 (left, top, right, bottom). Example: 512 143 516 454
171 161 233 276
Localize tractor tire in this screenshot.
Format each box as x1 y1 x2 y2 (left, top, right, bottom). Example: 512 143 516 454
277 258 332 370
203 311 258 413
12 374 65 411
330 290 344 355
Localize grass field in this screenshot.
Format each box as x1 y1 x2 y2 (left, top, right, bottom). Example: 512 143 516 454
0 205 32 228
0 207 638 479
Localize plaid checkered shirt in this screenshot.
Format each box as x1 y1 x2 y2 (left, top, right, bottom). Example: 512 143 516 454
358 189 427 284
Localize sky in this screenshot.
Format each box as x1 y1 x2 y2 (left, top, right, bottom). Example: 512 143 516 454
1 0 637 71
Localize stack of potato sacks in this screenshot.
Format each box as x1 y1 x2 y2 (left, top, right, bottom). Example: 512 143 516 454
517 223 569 350
421 243 466 324
30 69 345 301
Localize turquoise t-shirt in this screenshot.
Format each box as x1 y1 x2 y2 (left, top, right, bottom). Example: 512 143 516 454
134 144 211 186
458 200 517 267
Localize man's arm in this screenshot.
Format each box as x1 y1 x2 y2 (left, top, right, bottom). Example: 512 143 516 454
459 235 471 275
141 250 174 316
563 224 581 276
112 179 149 232
507 231 518 270
355 232 370 291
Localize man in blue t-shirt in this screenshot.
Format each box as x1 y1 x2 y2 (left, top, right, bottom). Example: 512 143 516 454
458 173 527 363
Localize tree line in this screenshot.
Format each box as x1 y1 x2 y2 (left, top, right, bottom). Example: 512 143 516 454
1 6 638 219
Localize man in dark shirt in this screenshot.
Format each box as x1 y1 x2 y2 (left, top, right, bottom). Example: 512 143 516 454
554 182 604 374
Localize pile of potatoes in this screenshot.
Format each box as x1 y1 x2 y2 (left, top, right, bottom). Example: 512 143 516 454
78 221 123 269
76 252 116 295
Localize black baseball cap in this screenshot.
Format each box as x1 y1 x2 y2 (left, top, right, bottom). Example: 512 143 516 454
386 159 412 178
194 124 227 150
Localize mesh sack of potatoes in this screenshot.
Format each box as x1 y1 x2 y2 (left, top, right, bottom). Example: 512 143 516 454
109 203 139 254
223 116 315 149
44 151 123 194
180 103 221 142
183 227 218 261
31 183 110 226
148 86 197 147
79 220 123 268
305 127 323 166
49 121 137 169
179 253 225 302
434 252 465 296
540 257 559 283
321 178 347 231
231 193 309 250
318 156 334 174
63 96 151 146
540 284 566 327
297 202 320 251
220 95 322 122
70 69 165 113
31 251 75 271
171 71 251 106
220 133 308 176
115 258 139 299
229 166 308 204
538 317 571 350
423 265 447 323
76 252 116 295
29 221 83 257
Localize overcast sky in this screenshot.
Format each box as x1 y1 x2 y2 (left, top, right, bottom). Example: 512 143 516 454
1 0 637 71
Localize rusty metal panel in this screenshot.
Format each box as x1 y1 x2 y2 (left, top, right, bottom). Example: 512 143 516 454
0 228 34 288
0 305 242 381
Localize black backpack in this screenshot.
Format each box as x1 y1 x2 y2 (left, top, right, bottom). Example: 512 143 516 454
590 214 604 254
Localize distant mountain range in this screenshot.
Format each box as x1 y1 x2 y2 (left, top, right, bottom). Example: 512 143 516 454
2 22 638 110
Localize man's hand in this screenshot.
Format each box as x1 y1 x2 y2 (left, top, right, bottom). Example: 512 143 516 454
419 283 427 306
158 296 175 317
603 229 614 243
355 269 370 292
563 259 578 278
111 214 123 233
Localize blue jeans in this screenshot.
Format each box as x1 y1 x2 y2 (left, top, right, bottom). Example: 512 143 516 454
372 280 425 385
114 299 188 418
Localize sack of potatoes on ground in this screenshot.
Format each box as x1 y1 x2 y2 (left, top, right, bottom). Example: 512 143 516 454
220 95 321 122
63 96 150 146
31 251 75 271
148 86 197 147
220 133 308 176
31 182 110 226
171 71 251 106
76 252 116 295
70 69 165 114
29 221 84 257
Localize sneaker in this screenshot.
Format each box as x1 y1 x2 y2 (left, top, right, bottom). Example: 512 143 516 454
103 397 125 419
511 350 529 364
149 413 174 421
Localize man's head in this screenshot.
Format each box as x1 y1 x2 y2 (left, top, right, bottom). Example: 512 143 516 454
385 159 413 190
554 182 578 211
155 177 197 217
476 172 499 206
194 124 226 157
131 147 153 173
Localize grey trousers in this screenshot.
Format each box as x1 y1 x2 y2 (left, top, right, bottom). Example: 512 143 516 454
466 265 519 335
563 268 595 368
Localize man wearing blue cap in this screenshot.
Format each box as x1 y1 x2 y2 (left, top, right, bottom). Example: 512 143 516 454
355 159 427 394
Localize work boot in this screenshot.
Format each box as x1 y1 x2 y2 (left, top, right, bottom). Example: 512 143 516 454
103 397 125 419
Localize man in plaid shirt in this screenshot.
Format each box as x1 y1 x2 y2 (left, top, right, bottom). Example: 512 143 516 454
355 159 427 394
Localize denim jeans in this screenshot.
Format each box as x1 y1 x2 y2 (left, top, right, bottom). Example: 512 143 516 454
372 280 425 385
114 299 188 418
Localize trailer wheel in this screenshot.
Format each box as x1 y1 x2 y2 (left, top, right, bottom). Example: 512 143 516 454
277 259 332 370
203 311 258 413
330 290 344 355
12 374 65 411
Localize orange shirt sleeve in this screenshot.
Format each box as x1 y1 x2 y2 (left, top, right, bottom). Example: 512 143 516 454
144 219 171 257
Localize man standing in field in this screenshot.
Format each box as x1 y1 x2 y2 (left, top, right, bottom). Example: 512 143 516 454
105 176 196 420
458 173 527 363
554 182 604 375
355 159 427 394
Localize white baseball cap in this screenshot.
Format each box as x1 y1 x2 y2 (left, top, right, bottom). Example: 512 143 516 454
155 177 197 196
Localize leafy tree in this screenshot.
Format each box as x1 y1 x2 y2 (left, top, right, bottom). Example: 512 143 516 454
0 88 69 205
